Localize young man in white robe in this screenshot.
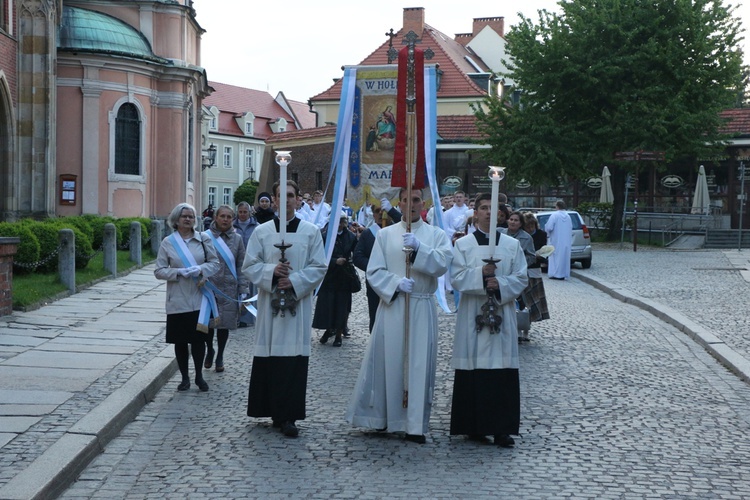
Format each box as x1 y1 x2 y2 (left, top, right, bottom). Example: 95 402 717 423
450 192 528 447
242 180 327 438
347 187 453 444
545 200 573 280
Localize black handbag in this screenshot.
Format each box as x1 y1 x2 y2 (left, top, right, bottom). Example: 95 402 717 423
346 263 362 293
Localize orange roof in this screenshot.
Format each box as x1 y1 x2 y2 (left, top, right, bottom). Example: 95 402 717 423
205 81 301 139
721 108 750 136
311 23 489 101
265 125 337 144
437 115 485 141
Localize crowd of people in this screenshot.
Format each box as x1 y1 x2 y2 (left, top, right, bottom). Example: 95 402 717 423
154 185 571 445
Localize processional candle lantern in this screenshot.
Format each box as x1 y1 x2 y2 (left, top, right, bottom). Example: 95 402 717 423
275 151 292 242
487 166 506 256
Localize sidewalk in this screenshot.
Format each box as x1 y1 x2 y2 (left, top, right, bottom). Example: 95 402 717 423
1 249 750 499
0 265 174 500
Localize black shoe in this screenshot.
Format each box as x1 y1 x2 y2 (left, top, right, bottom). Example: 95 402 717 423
238 322 248 328
177 380 190 391
280 421 299 437
342 329 351 338
332 335 342 347
494 434 515 447
405 434 426 444
204 348 215 369
549 276 564 280
195 378 209 392
468 434 491 444
319 330 334 344
215 358 224 372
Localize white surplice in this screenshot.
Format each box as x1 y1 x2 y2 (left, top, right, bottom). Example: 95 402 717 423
450 231 528 371
544 209 573 279
347 218 452 435
241 218 327 357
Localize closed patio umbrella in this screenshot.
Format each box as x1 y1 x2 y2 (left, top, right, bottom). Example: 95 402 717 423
599 166 614 204
690 165 710 215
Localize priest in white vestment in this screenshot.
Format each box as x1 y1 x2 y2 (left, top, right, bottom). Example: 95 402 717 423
242 180 327 438
347 187 452 444
449 192 528 447
544 200 573 280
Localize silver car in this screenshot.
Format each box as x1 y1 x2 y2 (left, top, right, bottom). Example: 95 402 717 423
534 210 592 269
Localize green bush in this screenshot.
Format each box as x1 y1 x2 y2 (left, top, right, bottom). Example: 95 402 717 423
80 214 121 249
234 180 259 206
59 216 94 246
18 220 62 273
0 223 41 274
116 217 152 249
44 219 95 270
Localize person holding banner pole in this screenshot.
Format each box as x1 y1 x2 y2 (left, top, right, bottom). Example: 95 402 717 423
204 205 249 372
347 187 452 443
155 203 220 392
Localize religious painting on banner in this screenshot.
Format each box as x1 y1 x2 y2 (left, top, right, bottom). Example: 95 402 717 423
346 66 436 213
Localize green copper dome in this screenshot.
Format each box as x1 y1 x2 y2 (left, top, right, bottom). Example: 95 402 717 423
59 6 166 63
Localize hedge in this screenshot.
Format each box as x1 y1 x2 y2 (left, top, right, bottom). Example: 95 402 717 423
0 223 41 274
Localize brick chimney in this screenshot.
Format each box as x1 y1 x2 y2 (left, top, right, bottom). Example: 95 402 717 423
454 33 472 47
403 7 425 38
473 16 504 38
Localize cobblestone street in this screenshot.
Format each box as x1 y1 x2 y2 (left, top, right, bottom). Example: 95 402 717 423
59 248 750 498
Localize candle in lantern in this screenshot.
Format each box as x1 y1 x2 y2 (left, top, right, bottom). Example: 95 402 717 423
275 151 292 242
487 166 506 256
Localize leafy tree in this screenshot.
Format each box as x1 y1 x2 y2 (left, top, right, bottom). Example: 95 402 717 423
234 180 259 207
475 0 745 238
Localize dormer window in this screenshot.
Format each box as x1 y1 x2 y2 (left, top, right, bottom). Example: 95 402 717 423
270 117 288 133
208 106 219 131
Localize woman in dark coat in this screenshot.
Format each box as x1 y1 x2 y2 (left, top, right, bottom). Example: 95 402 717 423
313 212 358 347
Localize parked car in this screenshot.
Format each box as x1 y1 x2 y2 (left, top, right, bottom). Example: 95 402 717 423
534 210 592 269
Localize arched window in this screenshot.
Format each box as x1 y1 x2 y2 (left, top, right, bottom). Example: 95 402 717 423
115 103 140 175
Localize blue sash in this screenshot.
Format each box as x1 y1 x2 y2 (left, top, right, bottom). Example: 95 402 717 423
205 230 258 318
170 233 218 333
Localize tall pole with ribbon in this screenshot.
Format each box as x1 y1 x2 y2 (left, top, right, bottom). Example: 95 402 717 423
389 30 432 408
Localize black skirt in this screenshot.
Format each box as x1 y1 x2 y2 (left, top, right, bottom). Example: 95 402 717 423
247 356 309 422
165 311 206 344
312 289 352 330
450 368 520 436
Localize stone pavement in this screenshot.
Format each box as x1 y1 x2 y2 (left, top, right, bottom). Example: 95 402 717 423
1 248 750 498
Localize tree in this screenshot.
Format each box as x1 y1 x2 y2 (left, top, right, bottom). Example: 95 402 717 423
234 180 259 206
475 0 745 238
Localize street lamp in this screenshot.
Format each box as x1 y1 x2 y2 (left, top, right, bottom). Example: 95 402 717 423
201 143 217 170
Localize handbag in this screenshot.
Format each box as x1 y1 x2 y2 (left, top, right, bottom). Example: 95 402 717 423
346 263 362 293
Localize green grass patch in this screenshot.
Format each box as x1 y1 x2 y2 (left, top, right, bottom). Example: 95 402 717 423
12 250 155 309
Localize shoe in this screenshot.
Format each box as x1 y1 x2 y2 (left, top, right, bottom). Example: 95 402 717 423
238 322 248 328
342 329 351 338
549 276 564 280
215 363 224 373
319 330 334 344
332 334 342 347
195 378 209 392
272 419 282 428
468 434 491 444
404 434 426 444
204 348 215 369
494 434 515 447
280 421 299 437
177 380 190 391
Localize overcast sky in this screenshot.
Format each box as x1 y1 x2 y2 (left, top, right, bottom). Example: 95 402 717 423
191 0 750 104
